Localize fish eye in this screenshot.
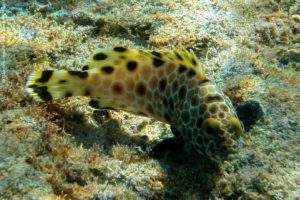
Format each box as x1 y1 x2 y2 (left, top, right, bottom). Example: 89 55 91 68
201 118 220 140
229 116 243 137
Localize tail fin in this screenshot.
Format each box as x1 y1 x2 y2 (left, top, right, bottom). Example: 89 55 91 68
26 70 88 102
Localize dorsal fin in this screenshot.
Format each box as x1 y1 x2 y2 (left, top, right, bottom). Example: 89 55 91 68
132 47 206 80
169 48 205 79
82 47 206 79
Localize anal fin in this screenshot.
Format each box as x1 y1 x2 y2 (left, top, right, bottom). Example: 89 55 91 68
89 98 147 117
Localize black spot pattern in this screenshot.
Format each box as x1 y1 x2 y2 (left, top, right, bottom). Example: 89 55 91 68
187 69 196 77
178 86 186 100
101 66 114 74
192 58 197 66
136 83 146 96
114 47 127 52
175 52 183 60
178 65 187 73
93 53 107 60
205 95 223 103
199 79 210 85
153 58 164 67
68 71 88 79
159 78 167 92
127 61 137 71
82 65 89 71
191 96 199 106
172 81 178 92
31 85 52 101
113 84 123 95
152 51 162 58
36 70 53 83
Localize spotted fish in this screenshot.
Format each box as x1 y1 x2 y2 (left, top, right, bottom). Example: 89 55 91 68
26 47 243 160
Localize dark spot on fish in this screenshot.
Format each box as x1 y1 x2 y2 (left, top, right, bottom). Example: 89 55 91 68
199 104 207 115
32 86 52 101
113 83 123 95
82 65 89 71
152 51 162 58
153 58 164 67
93 52 107 60
178 65 187 73
199 79 210 86
147 104 154 115
209 105 218 114
205 95 223 103
218 112 225 118
127 61 137 71
175 52 183 60
172 80 178 92
114 47 127 52
191 96 200 106
101 66 114 74
178 86 186 100
192 58 197 66
36 70 53 83
187 69 196 77
220 104 228 112
136 82 146 96
68 71 88 79
159 78 167 92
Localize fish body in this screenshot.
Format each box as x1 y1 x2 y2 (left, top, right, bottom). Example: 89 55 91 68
26 47 243 160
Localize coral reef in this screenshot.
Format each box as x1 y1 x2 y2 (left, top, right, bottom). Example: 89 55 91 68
1 0 299 199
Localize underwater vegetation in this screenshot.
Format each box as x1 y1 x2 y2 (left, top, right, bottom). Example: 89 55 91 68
1 0 299 199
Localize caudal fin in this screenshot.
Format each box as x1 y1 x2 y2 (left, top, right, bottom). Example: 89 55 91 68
26 70 88 102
